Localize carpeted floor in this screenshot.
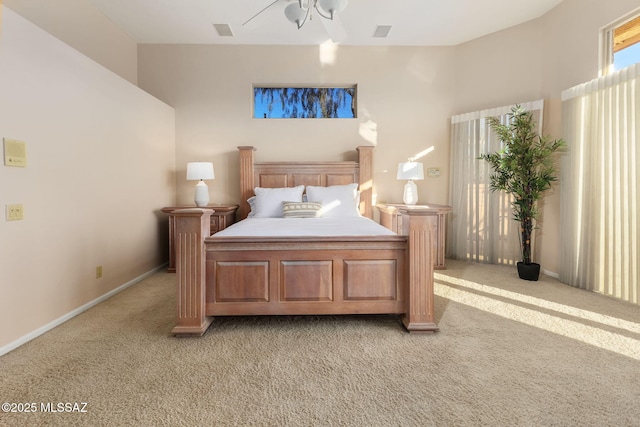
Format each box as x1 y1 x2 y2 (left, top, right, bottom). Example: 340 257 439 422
1 259 639 426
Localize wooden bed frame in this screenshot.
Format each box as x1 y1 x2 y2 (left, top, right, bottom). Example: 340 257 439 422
171 146 437 335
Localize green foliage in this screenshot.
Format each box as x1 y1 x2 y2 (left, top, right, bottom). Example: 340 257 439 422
479 105 566 264
255 87 356 118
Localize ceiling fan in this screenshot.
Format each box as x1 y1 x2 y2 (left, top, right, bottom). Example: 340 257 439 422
243 0 348 41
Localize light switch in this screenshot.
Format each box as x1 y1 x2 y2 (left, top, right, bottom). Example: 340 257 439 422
4 138 27 167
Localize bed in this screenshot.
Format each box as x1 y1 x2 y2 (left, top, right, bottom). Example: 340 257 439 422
171 146 437 335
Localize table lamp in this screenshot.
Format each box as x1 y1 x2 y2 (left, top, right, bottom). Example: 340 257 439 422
186 162 215 207
397 162 424 205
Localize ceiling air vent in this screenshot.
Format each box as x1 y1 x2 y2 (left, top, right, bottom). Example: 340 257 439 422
213 24 233 37
373 25 392 38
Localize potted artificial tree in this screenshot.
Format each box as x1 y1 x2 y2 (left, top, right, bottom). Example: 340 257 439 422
480 105 566 281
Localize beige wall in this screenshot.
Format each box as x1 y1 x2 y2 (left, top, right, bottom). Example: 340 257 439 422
3 0 138 84
138 44 456 214
0 7 175 349
138 0 640 277
454 19 543 115
452 0 640 274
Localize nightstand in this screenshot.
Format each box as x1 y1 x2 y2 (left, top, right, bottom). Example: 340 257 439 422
161 204 238 272
376 203 452 269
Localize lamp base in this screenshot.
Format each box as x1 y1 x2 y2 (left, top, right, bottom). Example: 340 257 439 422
194 180 209 207
403 180 419 205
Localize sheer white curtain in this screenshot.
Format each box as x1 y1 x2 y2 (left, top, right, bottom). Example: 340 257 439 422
560 64 639 305
448 100 544 265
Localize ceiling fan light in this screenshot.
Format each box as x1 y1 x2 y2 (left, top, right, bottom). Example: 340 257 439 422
284 2 308 28
318 0 348 18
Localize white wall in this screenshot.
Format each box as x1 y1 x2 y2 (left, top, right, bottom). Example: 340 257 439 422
3 0 138 84
0 6 176 349
138 44 456 211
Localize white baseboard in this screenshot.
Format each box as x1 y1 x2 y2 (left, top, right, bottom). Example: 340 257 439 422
543 269 560 279
0 264 168 357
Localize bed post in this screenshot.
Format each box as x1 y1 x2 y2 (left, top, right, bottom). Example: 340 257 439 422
356 145 374 219
238 146 256 220
400 208 438 333
171 208 213 336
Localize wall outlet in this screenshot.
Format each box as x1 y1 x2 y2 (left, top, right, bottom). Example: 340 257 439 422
6 204 24 221
96 265 103 279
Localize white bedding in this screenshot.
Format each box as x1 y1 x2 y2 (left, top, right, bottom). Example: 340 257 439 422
213 216 397 237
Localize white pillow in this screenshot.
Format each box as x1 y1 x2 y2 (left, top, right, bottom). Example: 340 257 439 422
306 183 361 218
252 185 305 218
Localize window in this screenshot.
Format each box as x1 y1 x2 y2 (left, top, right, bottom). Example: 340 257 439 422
601 10 640 75
561 57 639 304
253 86 356 119
448 100 545 266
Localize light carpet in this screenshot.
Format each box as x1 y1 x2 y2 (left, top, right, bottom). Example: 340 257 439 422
1 260 639 426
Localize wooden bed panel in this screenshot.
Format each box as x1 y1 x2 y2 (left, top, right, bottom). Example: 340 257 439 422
292 174 322 187
344 259 398 301
257 174 288 188
280 260 333 302
326 174 357 186
214 261 269 302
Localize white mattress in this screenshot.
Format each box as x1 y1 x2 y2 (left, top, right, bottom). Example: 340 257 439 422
213 216 397 237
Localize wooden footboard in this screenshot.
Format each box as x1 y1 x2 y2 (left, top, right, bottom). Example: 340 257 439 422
171 208 437 335
204 237 407 316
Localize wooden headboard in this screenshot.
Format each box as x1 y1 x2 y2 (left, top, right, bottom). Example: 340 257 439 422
238 146 374 220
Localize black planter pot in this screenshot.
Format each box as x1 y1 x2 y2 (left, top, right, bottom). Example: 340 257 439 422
517 262 540 281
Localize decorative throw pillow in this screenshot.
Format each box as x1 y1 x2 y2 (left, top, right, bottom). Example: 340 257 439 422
282 201 323 218
252 185 305 218
306 183 361 218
